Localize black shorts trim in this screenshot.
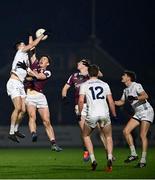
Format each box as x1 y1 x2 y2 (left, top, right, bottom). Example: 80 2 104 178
132 117 152 124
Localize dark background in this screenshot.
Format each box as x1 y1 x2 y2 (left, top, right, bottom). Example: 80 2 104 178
0 0 154 125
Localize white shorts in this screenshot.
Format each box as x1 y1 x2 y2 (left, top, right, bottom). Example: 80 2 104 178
86 115 111 129
26 91 48 108
6 79 26 99
75 104 87 116
133 107 154 123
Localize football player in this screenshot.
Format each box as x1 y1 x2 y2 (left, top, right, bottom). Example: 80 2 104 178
78 64 117 171
115 70 154 168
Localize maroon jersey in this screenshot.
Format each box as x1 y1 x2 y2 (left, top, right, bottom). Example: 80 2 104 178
67 72 89 104
24 59 51 93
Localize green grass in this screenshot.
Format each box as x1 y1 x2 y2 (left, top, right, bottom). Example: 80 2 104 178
0 147 154 179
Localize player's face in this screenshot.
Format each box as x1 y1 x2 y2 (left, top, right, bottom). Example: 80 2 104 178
77 61 87 70
18 42 25 50
39 56 49 68
121 73 129 83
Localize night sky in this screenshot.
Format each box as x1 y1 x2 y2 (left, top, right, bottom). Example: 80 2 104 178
0 0 154 87
0 0 154 126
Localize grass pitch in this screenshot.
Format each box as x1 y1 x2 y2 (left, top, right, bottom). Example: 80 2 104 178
0 147 154 179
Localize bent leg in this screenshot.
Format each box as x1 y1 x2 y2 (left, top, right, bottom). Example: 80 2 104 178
82 122 94 155
8 96 23 143
123 118 139 155
38 107 62 151
79 116 92 161
14 97 26 136
139 121 150 164
82 122 97 170
101 124 113 157
38 107 55 141
27 104 37 134
10 97 23 134
123 118 139 163
97 123 107 149
99 124 113 171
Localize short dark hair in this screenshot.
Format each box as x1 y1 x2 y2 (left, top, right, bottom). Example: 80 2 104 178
40 55 52 64
81 59 90 67
14 41 25 50
123 70 136 81
88 64 99 77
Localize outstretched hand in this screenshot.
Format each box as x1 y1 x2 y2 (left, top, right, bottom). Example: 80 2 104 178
17 61 28 70
43 29 51 37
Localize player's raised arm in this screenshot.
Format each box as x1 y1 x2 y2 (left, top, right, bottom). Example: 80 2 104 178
22 34 44 52
22 29 49 52
28 35 37 64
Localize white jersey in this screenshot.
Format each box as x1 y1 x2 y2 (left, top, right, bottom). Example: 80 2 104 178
11 49 29 82
121 82 154 123
79 79 111 117
121 82 152 111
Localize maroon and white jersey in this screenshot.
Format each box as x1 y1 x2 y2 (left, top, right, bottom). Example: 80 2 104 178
24 59 51 93
67 72 89 104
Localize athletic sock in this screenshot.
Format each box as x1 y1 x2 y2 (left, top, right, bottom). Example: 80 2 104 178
90 153 96 163
130 145 137 156
14 124 19 132
9 124 15 134
140 152 147 163
108 154 113 160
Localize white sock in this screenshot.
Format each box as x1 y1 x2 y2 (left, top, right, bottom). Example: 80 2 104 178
9 124 15 134
14 124 19 132
130 145 137 156
140 152 147 163
90 154 96 163
108 154 113 160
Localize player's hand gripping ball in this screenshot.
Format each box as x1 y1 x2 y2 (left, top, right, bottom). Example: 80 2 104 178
35 28 48 40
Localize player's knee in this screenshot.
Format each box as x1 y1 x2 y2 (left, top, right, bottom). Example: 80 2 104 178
21 109 26 115
123 128 129 136
106 136 112 143
43 119 50 127
14 106 22 113
29 113 36 120
82 132 88 138
22 106 26 113
140 132 147 140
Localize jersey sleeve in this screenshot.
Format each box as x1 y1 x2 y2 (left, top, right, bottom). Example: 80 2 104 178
136 83 144 94
104 83 112 95
66 74 74 86
44 70 51 78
